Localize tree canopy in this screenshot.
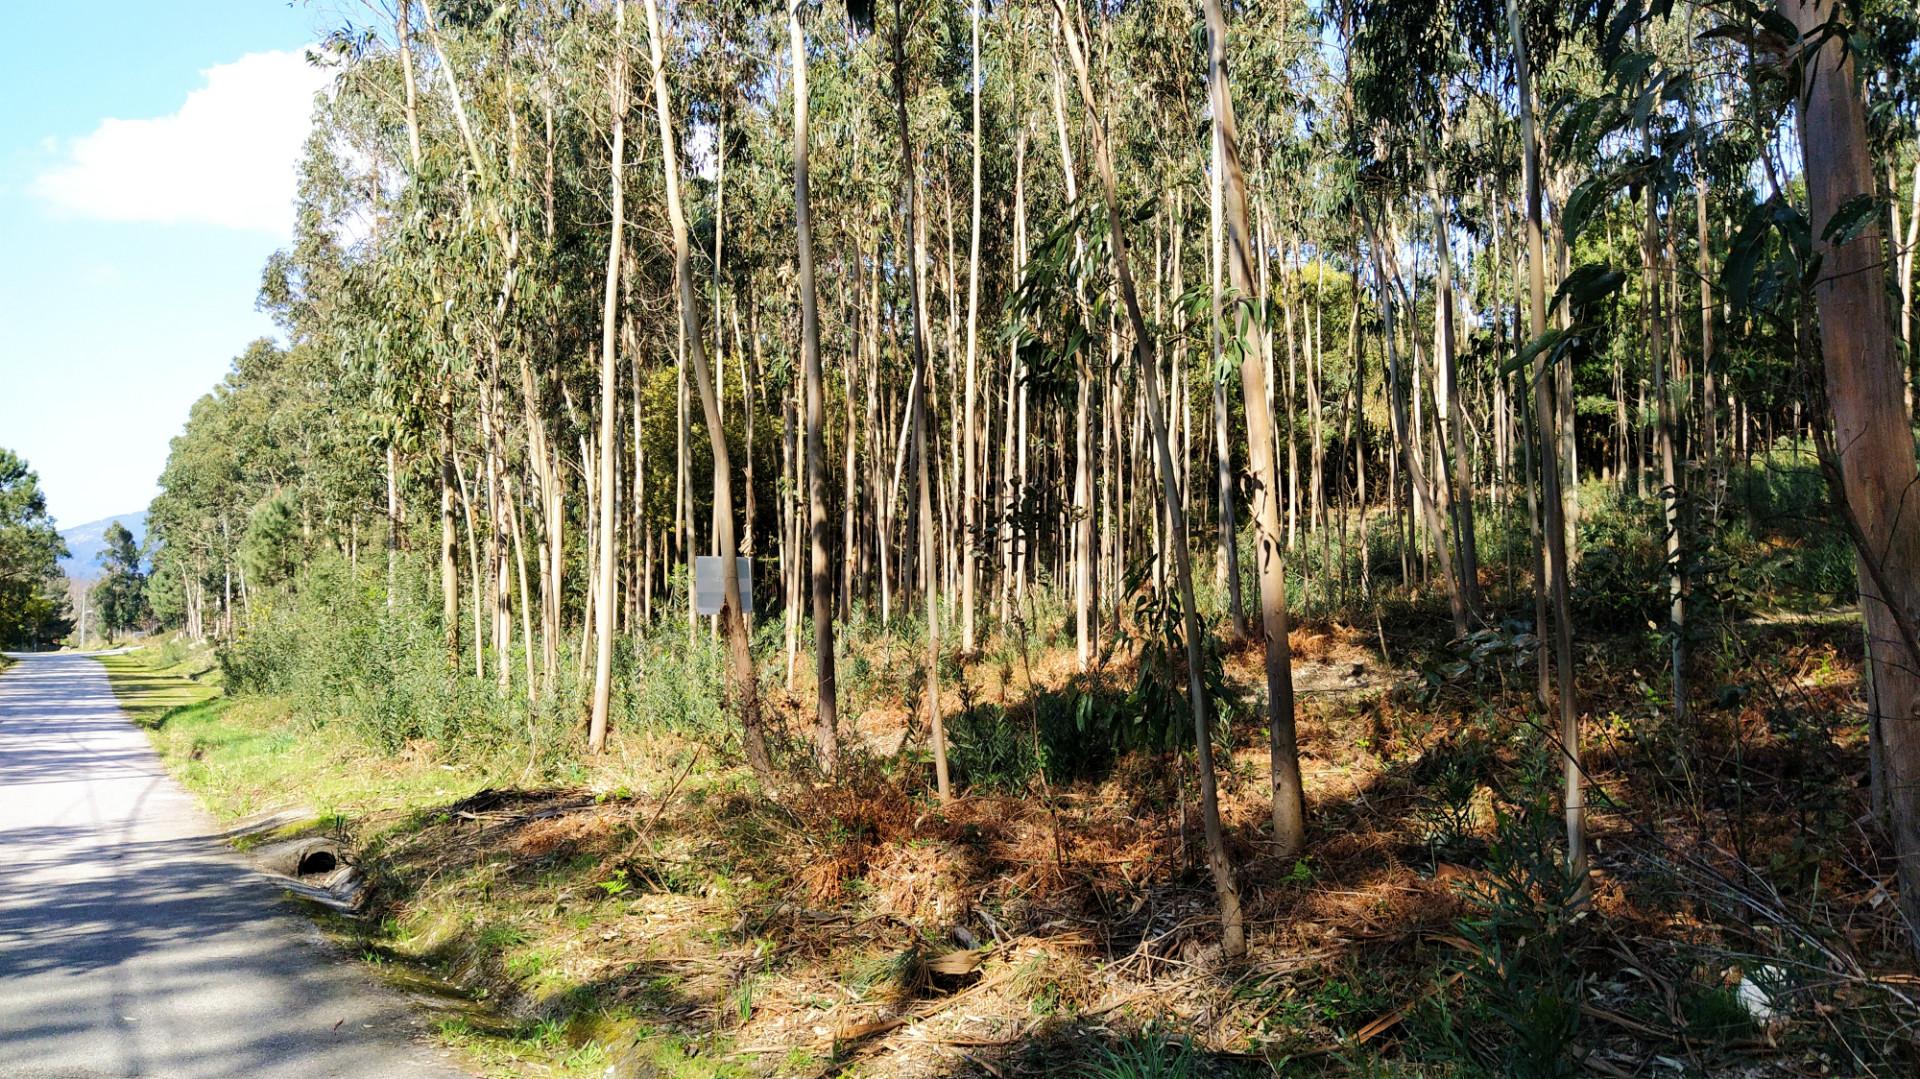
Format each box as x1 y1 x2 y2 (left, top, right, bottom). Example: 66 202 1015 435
0 449 71 650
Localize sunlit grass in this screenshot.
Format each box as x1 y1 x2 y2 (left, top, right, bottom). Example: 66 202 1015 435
96 642 220 729
98 638 477 822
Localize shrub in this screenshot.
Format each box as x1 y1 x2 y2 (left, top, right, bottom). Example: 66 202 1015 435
620 628 727 738
217 552 577 766
1420 786 1586 1078
1570 491 1666 632
945 703 1040 792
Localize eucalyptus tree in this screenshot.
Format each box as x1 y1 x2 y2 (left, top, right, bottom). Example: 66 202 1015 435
644 0 773 777
130 0 1920 960
1345 0 1496 638
791 0 839 769
1505 0 1588 898
90 522 149 642
1203 0 1305 857
1775 0 1920 956
1051 0 1244 958
588 0 631 753
882 0 951 801
960 0 984 657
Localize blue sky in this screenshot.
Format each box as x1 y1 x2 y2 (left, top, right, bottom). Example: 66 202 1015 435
0 1 334 529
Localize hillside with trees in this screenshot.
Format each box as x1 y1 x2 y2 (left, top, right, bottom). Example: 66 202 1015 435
56 510 148 581
132 0 1920 1074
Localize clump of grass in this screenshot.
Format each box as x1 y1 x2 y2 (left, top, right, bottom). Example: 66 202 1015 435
1083 1027 1202 1079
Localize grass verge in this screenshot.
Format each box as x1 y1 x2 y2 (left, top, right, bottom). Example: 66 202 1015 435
98 640 753 1077
96 643 219 727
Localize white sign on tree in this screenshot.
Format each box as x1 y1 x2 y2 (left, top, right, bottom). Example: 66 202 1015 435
692 556 753 616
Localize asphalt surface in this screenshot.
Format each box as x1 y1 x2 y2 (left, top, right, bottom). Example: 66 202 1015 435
0 652 471 1079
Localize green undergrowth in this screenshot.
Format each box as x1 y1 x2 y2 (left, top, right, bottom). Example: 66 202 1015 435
96 637 756 1077
85 494 1904 1079
104 641 475 823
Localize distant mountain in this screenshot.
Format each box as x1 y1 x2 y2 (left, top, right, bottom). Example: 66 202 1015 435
59 511 148 581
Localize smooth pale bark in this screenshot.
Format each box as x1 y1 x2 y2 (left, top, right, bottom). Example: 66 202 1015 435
961 0 983 656
385 445 401 610
1424 149 1481 620
1780 0 1920 957
782 382 801 685
642 0 771 777
742 304 760 568
587 0 627 753
1207 125 1249 640
504 472 536 707
481 365 512 695
1204 0 1304 857
1902 157 1918 356
515 352 562 695
891 0 949 801
1508 0 1587 897
397 6 460 666
1378 223 1469 637
1055 0 1244 957
1002 127 1029 624
842 268 858 623
1013 129 1031 607
1309 265 1326 538
453 454 484 681
396 3 425 172
789 0 837 771
1284 247 1301 550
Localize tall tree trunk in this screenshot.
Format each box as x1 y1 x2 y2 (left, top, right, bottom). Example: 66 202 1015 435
455 453 486 682
402 8 456 669
1508 0 1587 897
1049 61 1096 672
790 0 837 772
961 0 983 655
1643 110 1686 725
891 0 949 801
441 391 460 664
385 444 401 611
588 0 628 752
1204 0 1304 858
1781 0 1920 957
1057 0 1245 956
1014 129 1032 608
1377 220 1469 637
643 0 771 777
1284 246 1301 550
1002 127 1029 626
1425 148 1482 619
1209 115 1250 638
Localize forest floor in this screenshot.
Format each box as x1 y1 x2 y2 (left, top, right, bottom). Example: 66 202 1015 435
105 603 1920 1078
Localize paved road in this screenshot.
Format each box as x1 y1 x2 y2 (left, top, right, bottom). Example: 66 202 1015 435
0 653 471 1079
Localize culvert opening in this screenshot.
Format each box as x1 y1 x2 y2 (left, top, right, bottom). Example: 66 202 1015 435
296 850 338 876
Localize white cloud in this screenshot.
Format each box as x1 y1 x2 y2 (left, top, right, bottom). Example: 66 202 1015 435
32 48 332 236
